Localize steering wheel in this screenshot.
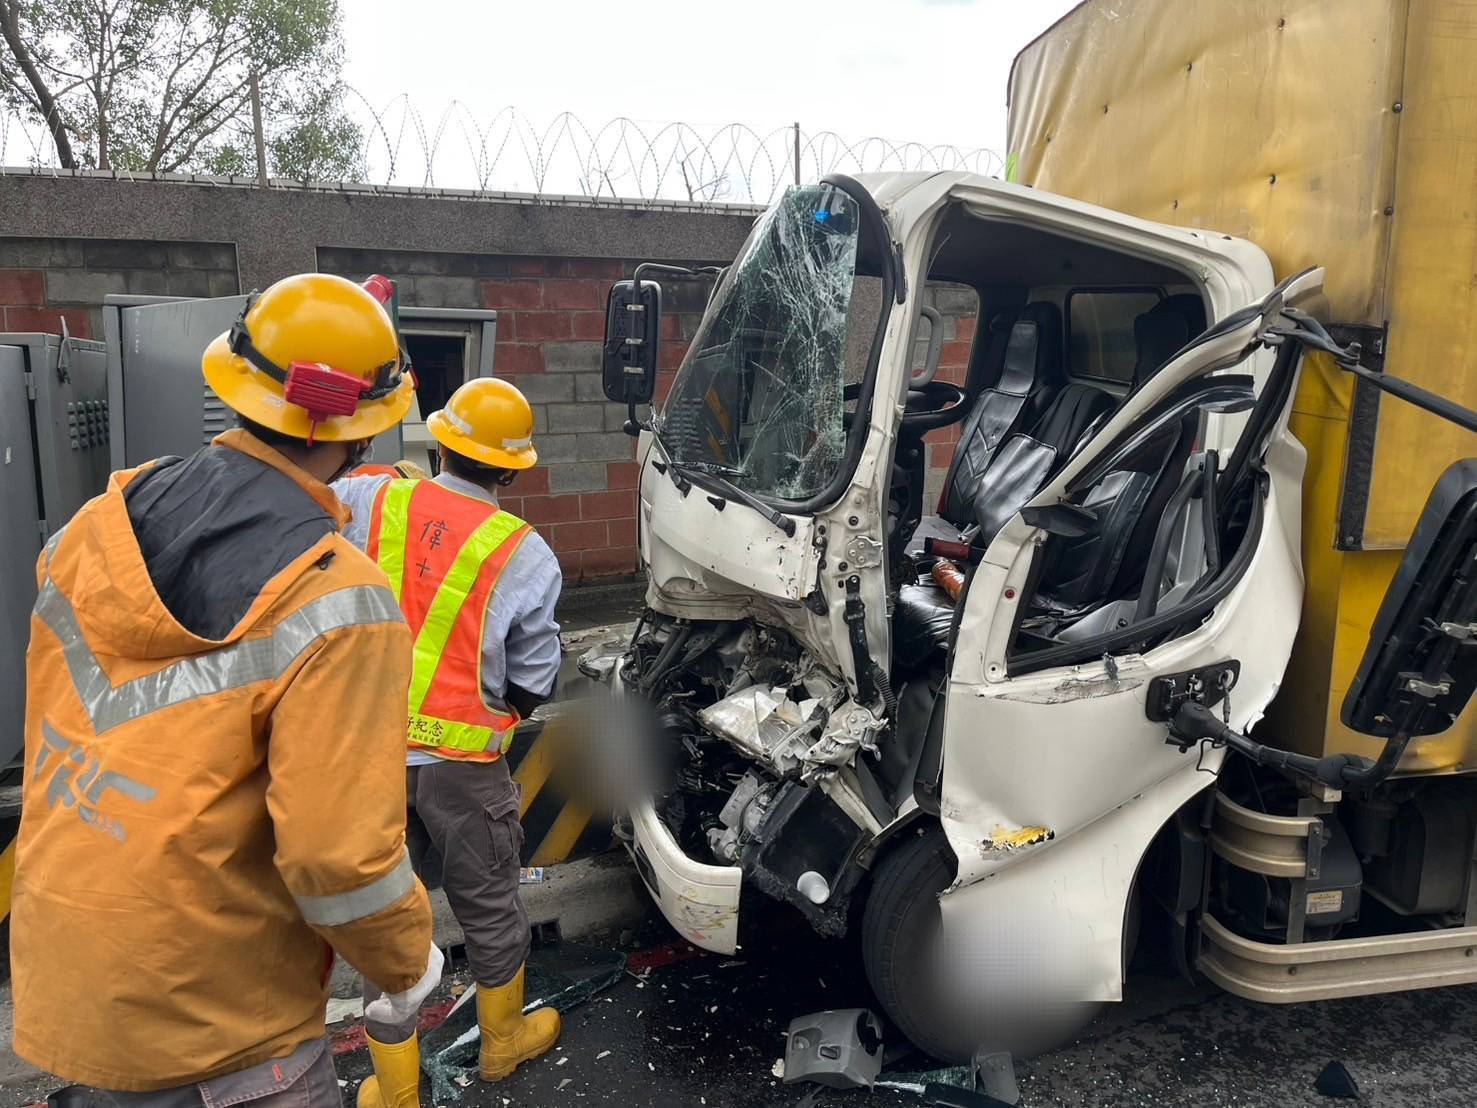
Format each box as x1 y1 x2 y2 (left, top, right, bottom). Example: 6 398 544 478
900 379 968 432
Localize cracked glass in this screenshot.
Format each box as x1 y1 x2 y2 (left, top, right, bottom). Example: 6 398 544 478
657 183 881 502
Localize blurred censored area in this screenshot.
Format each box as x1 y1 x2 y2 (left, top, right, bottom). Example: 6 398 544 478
537 681 669 822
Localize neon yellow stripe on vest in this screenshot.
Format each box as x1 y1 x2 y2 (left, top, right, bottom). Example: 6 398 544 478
406 713 515 755
374 479 416 599
406 509 526 717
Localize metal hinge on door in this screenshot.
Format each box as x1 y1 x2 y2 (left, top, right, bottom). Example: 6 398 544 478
23 371 36 399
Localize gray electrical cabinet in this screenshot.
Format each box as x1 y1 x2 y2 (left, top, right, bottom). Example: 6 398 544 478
2 291 496 771
103 294 496 474
0 345 41 770
0 332 111 769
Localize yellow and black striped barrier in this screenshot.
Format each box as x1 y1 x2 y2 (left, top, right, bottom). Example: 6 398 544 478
508 713 610 867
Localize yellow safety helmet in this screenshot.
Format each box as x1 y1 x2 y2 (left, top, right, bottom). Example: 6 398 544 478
202 272 414 443
428 377 538 470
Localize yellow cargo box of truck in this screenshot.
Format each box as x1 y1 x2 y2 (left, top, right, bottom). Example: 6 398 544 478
1008 0 1477 768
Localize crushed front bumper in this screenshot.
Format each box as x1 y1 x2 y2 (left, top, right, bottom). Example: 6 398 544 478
626 798 742 954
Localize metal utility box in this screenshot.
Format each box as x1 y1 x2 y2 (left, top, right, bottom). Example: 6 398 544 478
0 332 111 770
102 295 498 474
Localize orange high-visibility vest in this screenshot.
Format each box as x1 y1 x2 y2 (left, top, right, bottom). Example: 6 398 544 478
367 479 532 761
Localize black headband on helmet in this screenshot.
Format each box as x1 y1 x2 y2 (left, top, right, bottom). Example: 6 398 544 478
226 292 405 403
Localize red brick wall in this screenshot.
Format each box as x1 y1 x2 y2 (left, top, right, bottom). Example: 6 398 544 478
0 268 93 336
924 312 977 478
459 259 712 583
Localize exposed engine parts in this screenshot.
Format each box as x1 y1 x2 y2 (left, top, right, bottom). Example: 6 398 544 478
617 613 888 935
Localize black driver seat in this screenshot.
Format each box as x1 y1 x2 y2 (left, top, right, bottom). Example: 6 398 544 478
893 294 1210 663
938 302 1064 524
906 302 1065 557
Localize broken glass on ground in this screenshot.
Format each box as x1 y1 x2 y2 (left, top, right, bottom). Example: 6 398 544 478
420 941 627 1102
876 1064 974 1095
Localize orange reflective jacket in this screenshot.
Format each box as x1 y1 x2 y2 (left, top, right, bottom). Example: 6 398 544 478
12 432 434 1092
366 479 531 762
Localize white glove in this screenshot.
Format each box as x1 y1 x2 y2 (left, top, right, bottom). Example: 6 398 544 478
364 944 445 1025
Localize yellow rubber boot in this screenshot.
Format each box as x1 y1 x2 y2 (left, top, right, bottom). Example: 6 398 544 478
477 965 562 1080
357 1031 421 1108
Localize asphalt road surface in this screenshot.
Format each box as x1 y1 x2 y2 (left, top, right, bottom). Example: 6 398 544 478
323 907 1477 1108
7 901 1477 1107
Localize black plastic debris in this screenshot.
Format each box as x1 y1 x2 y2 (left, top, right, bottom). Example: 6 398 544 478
783 1008 885 1089
921 1082 1016 1108
1315 1060 1360 1099
420 940 626 1102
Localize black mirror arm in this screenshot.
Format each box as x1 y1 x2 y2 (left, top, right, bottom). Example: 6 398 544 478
623 397 655 436
1270 308 1477 435
1170 700 1411 791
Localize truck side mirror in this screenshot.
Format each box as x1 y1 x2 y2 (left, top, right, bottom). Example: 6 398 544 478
1342 458 1477 737
602 279 663 406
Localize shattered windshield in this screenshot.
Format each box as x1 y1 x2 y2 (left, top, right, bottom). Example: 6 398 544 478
657 183 882 502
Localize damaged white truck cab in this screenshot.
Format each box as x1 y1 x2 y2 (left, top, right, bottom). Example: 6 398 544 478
594 170 1325 1057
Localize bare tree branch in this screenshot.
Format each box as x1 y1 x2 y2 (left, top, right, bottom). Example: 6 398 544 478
158 79 252 171
0 0 77 166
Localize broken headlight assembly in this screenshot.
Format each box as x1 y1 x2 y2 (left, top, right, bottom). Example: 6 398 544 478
613 613 885 935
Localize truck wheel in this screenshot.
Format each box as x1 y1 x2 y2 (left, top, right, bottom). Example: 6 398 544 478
862 824 1110 1061
861 825 975 1062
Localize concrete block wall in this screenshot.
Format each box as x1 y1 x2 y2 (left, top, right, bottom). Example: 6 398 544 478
0 176 993 585
319 246 715 583
0 237 238 338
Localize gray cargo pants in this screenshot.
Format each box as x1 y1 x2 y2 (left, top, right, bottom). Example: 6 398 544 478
364 757 530 1042
46 1037 340 1107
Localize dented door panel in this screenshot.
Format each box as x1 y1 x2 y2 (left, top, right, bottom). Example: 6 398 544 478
935 272 1322 1003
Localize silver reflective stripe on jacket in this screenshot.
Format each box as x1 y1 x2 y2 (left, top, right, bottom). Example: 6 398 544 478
294 851 416 926
32 582 404 734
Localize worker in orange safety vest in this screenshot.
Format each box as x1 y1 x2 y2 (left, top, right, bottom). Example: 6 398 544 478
12 273 442 1104
334 377 564 1107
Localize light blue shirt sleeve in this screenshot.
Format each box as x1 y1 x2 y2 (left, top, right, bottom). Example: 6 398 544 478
481 532 563 703
332 472 564 706
330 474 391 551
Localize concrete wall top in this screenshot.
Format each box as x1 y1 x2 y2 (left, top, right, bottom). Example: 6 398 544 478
0 170 763 289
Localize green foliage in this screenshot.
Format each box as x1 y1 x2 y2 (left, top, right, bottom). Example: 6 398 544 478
0 0 365 179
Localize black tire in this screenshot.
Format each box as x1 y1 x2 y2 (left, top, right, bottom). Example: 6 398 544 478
862 824 1108 1061
861 824 973 1062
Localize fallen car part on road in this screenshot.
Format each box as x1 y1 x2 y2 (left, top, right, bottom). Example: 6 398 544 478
782 1007 884 1089
920 1083 1016 1108
419 940 626 1102
1314 1061 1359 1099
970 1051 1020 1105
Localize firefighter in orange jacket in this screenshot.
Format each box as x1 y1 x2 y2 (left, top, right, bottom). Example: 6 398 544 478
334 378 563 1107
12 273 441 1102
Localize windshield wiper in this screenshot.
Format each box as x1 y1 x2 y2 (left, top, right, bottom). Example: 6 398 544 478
675 459 746 479
650 437 797 537
670 461 798 537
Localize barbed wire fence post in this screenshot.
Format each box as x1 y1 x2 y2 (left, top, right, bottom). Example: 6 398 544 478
248 72 268 188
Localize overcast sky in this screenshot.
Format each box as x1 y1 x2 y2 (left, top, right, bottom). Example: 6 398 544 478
338 0 1080 197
